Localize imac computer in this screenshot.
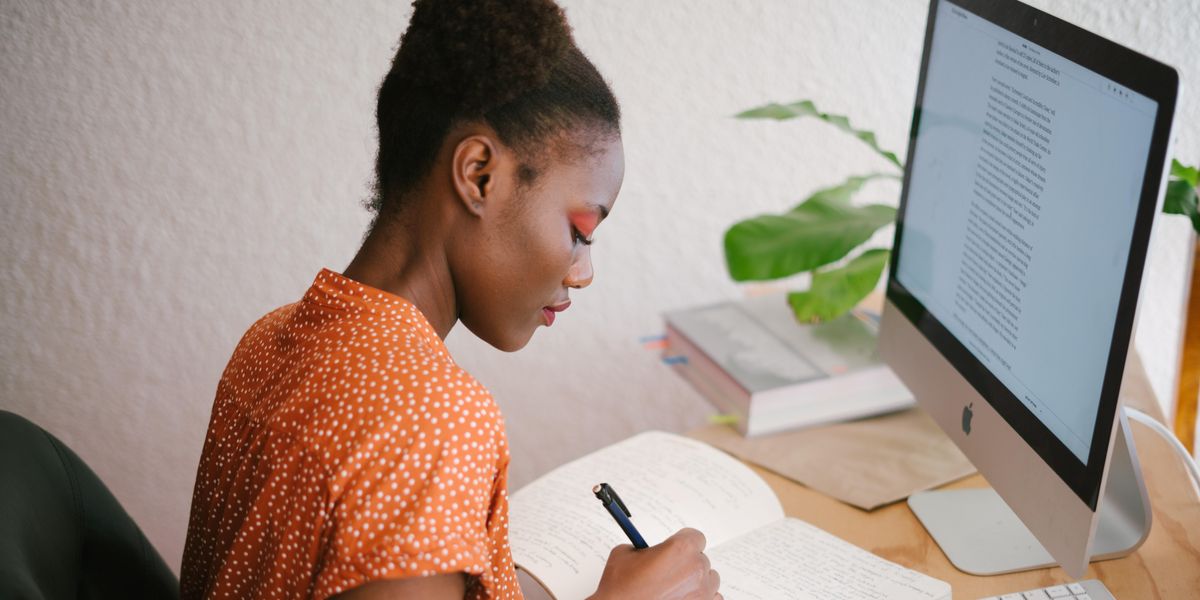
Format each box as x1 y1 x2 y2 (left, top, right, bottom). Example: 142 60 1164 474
878 0 1178 578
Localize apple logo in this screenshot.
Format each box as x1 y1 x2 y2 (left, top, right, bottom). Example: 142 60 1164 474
962 402 974 435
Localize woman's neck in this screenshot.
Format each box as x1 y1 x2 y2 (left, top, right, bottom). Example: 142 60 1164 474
342 208 458 340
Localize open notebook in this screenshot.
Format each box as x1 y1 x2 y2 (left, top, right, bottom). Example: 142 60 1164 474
509 431 950 600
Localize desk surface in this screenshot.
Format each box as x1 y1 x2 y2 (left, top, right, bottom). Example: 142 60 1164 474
691 352 1200 599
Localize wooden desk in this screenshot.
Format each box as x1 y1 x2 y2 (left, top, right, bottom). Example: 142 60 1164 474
690 352 1200 599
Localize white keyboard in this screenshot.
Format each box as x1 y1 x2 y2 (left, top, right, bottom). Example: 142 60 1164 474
980 579 1114 600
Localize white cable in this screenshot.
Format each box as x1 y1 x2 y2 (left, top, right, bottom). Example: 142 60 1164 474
1124 406 1200 501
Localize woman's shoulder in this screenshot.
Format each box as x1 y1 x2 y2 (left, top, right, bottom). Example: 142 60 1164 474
298 319 507 455
325 308 492 403
298 352 509 501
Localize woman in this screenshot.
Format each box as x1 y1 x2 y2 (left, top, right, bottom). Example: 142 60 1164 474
180 1 721 599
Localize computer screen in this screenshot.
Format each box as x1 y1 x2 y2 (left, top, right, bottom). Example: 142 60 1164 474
893 0 1157 464
881 0 1176 576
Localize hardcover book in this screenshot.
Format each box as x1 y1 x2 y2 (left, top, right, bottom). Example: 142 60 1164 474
663 294 912 436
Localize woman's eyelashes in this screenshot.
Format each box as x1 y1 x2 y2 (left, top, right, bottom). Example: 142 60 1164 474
568 209 601 246
572 227 593 246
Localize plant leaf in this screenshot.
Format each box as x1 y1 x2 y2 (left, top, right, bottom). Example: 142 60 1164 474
793 173 899 210
737 99 903 169
1164 179 1200 234
724 192 895 281
788 249 891 322
1171 158 1199 187
1164 160 1200 235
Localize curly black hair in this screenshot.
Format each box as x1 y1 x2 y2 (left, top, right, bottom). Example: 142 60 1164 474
369 0 622 217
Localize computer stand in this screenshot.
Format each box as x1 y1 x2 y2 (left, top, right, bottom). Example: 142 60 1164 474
907 407 1152 575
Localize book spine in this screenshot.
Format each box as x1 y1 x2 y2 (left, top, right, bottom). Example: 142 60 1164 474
663 323 755 434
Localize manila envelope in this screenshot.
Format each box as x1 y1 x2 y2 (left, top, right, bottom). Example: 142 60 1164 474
694 408 976 511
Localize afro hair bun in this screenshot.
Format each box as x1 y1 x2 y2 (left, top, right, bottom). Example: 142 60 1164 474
396 0 574 114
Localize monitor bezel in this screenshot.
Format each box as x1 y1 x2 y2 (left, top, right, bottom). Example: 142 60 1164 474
887 0 1178 509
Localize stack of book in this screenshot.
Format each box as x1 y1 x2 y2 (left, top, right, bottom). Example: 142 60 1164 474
663 294 912 437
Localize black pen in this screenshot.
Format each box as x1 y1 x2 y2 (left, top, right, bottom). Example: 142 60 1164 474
593 482 648 549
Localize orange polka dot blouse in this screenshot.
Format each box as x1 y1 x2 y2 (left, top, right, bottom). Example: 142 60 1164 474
181 269 520 599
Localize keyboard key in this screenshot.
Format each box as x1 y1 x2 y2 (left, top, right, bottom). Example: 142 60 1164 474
983 579 1113 600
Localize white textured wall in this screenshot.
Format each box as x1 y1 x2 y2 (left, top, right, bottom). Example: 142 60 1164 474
3 0 1197 572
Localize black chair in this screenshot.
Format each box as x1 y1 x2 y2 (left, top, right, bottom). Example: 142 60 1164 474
0 410 178 599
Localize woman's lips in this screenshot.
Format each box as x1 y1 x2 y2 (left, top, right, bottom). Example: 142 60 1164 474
542 300 572 326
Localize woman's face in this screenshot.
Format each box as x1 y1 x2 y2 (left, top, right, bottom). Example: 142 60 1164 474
457 135 625 351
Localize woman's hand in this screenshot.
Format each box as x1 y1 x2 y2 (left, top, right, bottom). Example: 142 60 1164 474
590 528 722 600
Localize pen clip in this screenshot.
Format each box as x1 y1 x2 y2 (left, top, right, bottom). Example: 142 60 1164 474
595 482 632 517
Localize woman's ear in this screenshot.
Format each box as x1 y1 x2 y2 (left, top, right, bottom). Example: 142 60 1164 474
451 134 502 217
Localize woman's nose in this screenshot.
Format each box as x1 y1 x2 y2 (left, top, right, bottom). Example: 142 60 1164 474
565 246 594 289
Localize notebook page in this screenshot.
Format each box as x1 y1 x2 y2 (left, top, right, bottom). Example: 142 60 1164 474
510 431 783 600
710 518 951 600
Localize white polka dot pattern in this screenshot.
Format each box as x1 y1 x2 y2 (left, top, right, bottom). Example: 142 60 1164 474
180 269 520 599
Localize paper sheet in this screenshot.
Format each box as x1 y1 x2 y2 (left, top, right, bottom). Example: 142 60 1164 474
509 432 783 600
710 519 950 600
693 409 976 510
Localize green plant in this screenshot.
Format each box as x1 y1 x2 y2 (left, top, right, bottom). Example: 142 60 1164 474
723 99 1200 323
1165 159 1200 233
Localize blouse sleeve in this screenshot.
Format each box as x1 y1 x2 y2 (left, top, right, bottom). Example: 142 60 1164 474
311 398 503 599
